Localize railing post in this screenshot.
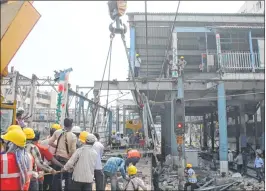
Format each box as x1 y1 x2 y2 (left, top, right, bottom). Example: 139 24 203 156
248 31 255 72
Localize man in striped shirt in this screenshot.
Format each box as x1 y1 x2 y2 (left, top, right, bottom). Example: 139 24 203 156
103 155 128 191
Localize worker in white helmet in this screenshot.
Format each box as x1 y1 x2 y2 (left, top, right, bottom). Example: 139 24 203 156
62 133 98 190
72 126 82 148
16 107 32 128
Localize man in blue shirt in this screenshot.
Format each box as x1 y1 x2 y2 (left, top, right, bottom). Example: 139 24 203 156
254 154 264 182
103 155 129 191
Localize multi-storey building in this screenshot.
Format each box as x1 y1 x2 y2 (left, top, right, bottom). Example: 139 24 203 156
238 1 265 13
1 86 57 110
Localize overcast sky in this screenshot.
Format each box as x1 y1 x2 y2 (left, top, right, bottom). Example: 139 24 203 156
10 1 244 107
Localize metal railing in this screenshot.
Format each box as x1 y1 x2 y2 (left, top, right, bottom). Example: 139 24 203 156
220 52 264 72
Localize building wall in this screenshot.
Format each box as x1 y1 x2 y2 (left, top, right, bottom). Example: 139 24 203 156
1 85 57 109
238 1 264 13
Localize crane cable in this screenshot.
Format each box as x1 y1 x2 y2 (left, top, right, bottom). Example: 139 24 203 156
144 1 149 100
92 32 114 130
151 1 181 111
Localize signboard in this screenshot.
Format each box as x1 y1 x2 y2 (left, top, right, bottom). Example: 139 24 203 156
176 135 183 145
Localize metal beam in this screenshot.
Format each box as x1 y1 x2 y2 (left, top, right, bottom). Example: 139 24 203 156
94 80 264 91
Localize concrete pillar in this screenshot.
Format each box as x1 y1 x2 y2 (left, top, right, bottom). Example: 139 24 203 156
211 113 215 151
160 106 166 161
239 105 247 151
130 26 136 78
248 30 255 72
217 82 228 174
260 100 265 150
234 106 240 154
108 110 113 145
171 91 178 156
116 105 120 132
203 114 208 148
254 112 258 147
163 102 171 156
123 106 126 134
28 74 37 127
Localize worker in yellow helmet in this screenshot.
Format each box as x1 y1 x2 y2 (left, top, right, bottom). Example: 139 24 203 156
184 163 197 191
123 165 147 191
177 56 187 76
23 128 56 190
134 53 141 77
0 129 31 191
79 131 89 144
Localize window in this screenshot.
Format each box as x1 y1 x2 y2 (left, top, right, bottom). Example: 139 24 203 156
256 1 262 11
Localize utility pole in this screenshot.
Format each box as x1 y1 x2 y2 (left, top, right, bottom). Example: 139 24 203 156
28 74 37 127
172 31 186 179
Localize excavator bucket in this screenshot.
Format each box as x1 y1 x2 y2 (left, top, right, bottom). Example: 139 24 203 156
1 1 41 76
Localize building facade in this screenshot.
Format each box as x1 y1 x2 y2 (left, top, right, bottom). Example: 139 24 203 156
1 86 57 110
238 1 264 13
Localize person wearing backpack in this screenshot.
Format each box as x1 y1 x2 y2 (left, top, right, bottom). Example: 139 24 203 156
48 118 77 191
123 165 147 191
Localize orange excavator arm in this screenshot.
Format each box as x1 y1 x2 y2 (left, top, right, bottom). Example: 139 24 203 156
0 1 41 77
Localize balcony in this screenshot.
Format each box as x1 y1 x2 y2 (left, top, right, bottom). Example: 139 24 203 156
220 52 264 72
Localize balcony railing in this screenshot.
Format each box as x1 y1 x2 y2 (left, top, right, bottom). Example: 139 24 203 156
220 52 264 72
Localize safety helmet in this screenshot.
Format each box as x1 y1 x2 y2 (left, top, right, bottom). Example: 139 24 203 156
180 56 184 59
128 165 137 175
136 53 140 57
17 107 25 113
7 125 22 133
85 133 97 144
79 131 89 143
23 128 35 140
126 148 132 153
51 124 61 130
186 163 192 168
1 129 26 147
112 131 116 134
72 126 81 134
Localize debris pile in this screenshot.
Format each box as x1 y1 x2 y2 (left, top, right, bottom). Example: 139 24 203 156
155 154 264 191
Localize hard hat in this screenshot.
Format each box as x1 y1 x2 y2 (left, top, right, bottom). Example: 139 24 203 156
180 56 184 59
112 131 116 134
72 126 81 134
186 163 192 168
1 129 26 147
128 165 137 175
51 124 61 130
85 133 97 144
17 107 25 113
79 131 89 143
23 128 35 140
126 148 132 153
117 132 120 134
7 125 22 132
136 53 140 57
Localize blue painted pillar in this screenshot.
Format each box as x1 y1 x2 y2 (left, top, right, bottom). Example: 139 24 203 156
217 82 228 174
130 27 136 78
108 110 113 144
248 31 255 72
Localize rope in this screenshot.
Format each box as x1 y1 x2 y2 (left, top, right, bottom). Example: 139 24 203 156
151 1 181 110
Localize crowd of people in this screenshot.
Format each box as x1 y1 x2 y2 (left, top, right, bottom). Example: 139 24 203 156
0 117 148 191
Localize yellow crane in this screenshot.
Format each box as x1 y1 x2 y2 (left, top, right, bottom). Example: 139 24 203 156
1 1 41 130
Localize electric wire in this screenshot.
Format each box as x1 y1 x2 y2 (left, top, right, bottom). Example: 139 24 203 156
151 1 181 109
104 92 130 106
149 91 264 104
